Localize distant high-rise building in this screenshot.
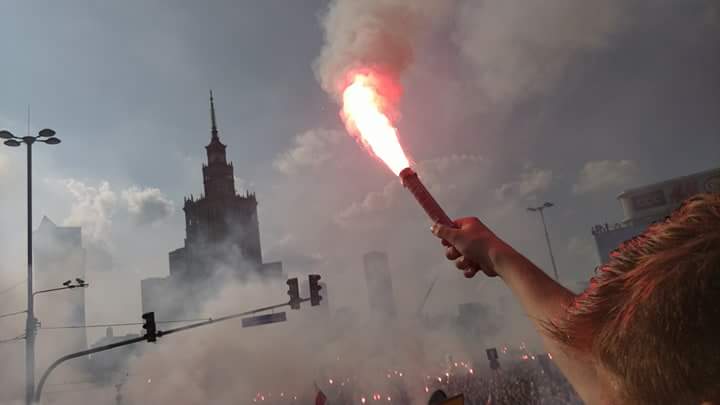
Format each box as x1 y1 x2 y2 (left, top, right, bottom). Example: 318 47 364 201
592 167 720 263
141 92 282 319
363 251 396 320
33 216 87 355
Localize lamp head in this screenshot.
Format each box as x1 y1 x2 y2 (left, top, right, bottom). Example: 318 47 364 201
38 128 56 138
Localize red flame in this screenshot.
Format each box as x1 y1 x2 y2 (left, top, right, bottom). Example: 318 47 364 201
341 71 410 175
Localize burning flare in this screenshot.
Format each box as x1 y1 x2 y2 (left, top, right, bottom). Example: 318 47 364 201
341 73 409 175
339 70 455 228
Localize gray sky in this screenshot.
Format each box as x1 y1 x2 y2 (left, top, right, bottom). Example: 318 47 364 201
1 0 719 347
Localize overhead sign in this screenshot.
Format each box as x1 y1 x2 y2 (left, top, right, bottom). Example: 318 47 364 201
619 167 720 220
241 312 287 328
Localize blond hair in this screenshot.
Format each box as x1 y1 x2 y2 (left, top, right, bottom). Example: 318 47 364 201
547 193 720 404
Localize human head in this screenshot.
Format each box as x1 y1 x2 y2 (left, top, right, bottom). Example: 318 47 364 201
547 193 720 404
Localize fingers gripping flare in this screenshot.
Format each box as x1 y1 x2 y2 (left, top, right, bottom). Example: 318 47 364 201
445 246 461 260
463 269 480 278
397 168 485 276
432 222 459 245
457 257 481 279
432 222 483 278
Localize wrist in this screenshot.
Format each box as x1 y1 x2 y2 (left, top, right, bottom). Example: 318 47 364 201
488 241 517 277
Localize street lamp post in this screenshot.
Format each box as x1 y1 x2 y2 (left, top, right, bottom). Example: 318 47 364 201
0 280 87 322
527 202 560 282
1 128 61 405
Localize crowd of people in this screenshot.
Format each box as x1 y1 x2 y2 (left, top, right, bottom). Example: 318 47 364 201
251 351 584 404
431 357 583 405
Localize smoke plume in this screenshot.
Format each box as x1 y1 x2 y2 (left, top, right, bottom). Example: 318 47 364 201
314 0 453 99
453 0 627 104
315 0 629 107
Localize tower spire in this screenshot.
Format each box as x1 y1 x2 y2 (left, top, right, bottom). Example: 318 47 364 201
210 90 218 141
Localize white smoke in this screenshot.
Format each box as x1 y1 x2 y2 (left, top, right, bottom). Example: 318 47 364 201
314 0 454 98
316 0 628 106
572 159 639 194
119 277 482 405
56 179 118 241
122 186 175 225
495 168 553 201
453 0 627 104
273 129 346 175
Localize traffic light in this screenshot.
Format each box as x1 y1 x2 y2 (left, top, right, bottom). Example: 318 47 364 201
308 274 322 306
286 278 300 310
142 312 157 342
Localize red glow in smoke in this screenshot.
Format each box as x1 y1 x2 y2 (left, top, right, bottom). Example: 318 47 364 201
340 71 410 175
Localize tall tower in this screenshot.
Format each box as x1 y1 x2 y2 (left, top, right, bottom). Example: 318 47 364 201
173 91 263 280
143 92 281 320
202 91 235 198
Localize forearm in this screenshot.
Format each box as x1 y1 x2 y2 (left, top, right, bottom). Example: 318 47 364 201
490 244 602 403
491 243 574 320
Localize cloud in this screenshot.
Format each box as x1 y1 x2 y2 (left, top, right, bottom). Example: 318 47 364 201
49 179 175 239
495 168 552 201
573 159 639 194
122 186 175 225
60 179 118 241
334 154 490 229
416 154 491 189
454 0 627 104
335 180 405 230
273 129 346 175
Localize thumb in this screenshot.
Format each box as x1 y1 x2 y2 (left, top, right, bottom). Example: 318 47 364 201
431 223 460 245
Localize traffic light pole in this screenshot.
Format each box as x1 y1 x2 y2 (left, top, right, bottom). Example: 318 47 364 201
157 299 309 339
33 294 316 402
35 335 146 402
